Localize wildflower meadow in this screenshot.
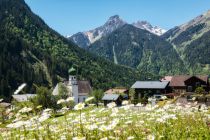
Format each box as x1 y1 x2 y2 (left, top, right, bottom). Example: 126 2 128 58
0 97 210 140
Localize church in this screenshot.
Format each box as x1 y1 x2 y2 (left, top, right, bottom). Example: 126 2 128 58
52 67 92 103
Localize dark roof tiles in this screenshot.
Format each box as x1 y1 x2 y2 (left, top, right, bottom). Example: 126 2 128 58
131 81 169 89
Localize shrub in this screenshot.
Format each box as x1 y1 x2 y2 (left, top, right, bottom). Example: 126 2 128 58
31 86 58 109
195 87 205 95
90 89 104 106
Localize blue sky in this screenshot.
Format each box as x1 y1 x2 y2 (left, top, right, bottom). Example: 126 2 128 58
25 0 210 36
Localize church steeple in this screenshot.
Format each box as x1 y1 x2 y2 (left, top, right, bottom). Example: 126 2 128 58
68 66 78 85
68 67 77 75
68 66 78 103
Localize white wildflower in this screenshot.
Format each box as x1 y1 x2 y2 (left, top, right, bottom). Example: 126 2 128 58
57 99 66 104
18 107 32 113
110 118 119 128
0 98 3 102
136 103 143 107
38 113 50 122
139 120 144 124
125 120 133 125
43 108 52 112
74 103 85 110
60 136 66 140
147 134 155 140
107 102 116 108
61 107 69 113
99 125 109 131
85 124 98 130
36 105 42 109
193 101 198 106
127 136 135 140
85 97 94 102
99 108 106 113
161 96 167 100
122 100 129 105
100 137 108 140
72 137 86 140
6 121 25 128
148 98 152 102
66 97 74 102
192 97 196 101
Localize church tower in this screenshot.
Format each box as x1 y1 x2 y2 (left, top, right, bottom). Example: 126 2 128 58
68 67 79 103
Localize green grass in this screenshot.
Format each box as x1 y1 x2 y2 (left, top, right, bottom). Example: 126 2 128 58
0 103 210 140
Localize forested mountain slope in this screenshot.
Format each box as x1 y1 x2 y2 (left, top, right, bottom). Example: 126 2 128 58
162 10 210 74
89 24 187 75
0 0 144 99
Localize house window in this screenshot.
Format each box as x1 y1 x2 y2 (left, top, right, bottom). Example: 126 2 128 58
187 86 193 92
196 82 200 87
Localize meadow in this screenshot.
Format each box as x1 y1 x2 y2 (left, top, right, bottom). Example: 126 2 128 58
0 99 210 140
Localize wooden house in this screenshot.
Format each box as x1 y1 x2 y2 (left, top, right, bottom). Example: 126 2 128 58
162 75 209 94
131 81 170 99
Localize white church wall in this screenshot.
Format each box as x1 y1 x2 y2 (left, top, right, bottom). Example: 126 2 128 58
78 95 88 103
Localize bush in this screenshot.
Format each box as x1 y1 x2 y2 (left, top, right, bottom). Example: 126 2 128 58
90 89 104 106
31 86 58 109
195 87 205 95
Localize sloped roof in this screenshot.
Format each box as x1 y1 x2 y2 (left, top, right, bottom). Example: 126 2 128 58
196 75 209 83
131 81 169 89
102 94 120 101
78 81 92 96
105 88 128 94
161 76 173 82
12 94 36 102
169 75 209 87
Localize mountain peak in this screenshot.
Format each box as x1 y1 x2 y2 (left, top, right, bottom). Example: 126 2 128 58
69 16 166 47
108 15 120 20
105 15 126 26
132 21 166 36
70 15 126 46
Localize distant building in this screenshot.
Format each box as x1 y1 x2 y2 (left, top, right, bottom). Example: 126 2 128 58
0 102 11 108
102 94 123 106
131 81 170 98
12 94 36 102
52 75 92 103
104 87 129 99
105 87 128 94
161 75 209 94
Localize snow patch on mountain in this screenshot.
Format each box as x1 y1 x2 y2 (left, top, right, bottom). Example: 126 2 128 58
132 21 166 36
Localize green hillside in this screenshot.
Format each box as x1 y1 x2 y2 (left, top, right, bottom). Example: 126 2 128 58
0 0 145 99
162 10 210 74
